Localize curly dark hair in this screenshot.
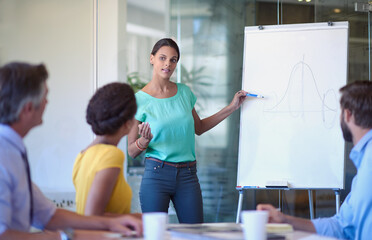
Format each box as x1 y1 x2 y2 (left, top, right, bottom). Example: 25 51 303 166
86 82 137 135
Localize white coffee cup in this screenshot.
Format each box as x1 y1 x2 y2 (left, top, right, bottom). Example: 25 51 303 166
142 212 168 240
241 210 269 240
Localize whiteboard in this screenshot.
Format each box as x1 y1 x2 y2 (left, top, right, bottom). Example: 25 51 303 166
237 22 348 189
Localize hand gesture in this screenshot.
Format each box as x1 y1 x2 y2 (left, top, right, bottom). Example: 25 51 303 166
137 122 153 148
138 122 153 141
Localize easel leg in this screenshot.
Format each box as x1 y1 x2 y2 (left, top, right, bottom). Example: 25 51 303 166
335 190 340 214
236 190 244 223
308 190 314 219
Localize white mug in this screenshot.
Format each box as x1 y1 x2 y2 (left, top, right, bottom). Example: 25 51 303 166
241 210 269 240
143 212 168 240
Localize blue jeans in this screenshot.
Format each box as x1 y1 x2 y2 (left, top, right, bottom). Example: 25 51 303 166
139 158 204 223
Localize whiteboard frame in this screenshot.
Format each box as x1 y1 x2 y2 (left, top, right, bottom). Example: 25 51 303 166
237 21 349 190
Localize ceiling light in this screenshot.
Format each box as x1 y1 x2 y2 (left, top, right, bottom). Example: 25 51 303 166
334 8 341 13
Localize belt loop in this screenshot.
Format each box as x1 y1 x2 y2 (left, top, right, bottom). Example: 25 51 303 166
161 161 165 168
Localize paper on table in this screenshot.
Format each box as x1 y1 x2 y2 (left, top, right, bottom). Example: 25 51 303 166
266 223 294 233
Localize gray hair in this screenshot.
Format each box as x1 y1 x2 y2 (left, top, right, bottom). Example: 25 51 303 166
0 62 48 124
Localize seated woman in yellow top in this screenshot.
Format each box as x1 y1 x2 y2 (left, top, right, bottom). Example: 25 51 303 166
73 82 137 216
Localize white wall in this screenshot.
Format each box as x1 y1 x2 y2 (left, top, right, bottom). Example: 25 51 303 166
0 0 126 195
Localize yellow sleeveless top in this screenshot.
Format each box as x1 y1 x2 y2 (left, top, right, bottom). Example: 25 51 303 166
73 144 132 214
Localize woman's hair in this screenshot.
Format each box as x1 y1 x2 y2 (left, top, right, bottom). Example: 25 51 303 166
340 80 372 129
151 38 180 62
86 82 137 135
0 62 48 124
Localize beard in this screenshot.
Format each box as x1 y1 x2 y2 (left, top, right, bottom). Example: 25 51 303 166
341 117 353 142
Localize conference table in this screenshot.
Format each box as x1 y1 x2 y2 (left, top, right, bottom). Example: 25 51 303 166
74 222 337 240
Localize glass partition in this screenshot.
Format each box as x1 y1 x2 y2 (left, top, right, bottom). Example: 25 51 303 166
166 0 370 222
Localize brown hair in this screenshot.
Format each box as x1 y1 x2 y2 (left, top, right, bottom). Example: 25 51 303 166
340 80 372 129
151 38 180 62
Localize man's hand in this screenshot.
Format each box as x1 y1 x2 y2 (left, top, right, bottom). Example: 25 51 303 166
107 215 143 237
257 204 287 223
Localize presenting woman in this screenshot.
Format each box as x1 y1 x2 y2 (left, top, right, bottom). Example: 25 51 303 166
73 82 138 217
128 38 247 223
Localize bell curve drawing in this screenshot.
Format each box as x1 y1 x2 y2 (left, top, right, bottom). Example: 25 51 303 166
237 22 348 189
263 55 338 130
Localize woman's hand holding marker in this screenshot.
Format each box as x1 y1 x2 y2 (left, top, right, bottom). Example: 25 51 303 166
229 90 249 111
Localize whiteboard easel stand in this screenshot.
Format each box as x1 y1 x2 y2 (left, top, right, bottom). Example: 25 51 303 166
335 189 341 214
279 189 282 212
308 190 314 219
235 187 341 223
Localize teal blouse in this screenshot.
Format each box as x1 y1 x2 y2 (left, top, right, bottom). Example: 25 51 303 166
135 83 197 163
